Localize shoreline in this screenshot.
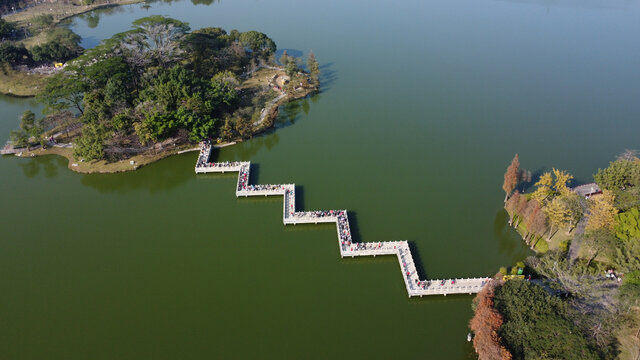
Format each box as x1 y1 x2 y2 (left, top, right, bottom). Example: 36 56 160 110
4 90 316 174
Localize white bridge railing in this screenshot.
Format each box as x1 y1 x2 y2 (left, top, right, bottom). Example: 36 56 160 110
195 142 490 297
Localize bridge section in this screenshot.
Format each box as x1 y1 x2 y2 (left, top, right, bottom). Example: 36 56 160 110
195 142 490 297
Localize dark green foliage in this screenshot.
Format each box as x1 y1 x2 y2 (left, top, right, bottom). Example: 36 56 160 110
307 50 319 85
611 237 640 273
39 72 85 114
112 112 132 133
73 123 108 161
285 56 299 77
31 42 77 62
0 18 16 38
618 270 640 311
9 110 45 148
183 27 229 77
494 280 602 360
33 14 54 30
9 130 29 148
137 65 236 141
238 30 276 58
594 159 640 191
0 42 30 65
30 28 82 63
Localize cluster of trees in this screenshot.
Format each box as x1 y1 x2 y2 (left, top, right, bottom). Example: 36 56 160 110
595 150 640 211
503 152 640 253
9 110 45 148
469 281 511 360
504 156 580 249
493 280 605 359
0 16 82 66
488 151 640 359
39 16 283 160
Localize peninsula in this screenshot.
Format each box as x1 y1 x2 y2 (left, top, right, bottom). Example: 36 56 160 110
469 151 640 360
1 15 320 173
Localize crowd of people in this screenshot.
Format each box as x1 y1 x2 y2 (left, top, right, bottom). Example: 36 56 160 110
237 166 249 191
284 190 295 217
337 211 353 246
295 210 338 218
196 141 212 168
244 184 286 192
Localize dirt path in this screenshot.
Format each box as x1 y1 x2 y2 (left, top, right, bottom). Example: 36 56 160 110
253 92 287 127
568 198 590 262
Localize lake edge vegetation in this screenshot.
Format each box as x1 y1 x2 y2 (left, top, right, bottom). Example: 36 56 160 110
470 150 640 360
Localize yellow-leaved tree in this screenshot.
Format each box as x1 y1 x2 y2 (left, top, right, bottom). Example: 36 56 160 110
531 172 553 204
552 168 573 197
586 190 619 231
544 197 571 241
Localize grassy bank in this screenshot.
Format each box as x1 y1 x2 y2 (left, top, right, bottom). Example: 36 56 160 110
12 144 198 174
0 65 47 96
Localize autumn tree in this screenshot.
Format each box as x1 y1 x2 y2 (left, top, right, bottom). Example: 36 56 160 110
514 195 529 227
586 190 619 231
544 197 571 241
505 191 521 226
552 168 573 197
531 172 553 204
502 154 519 202
525 202 547 248
469 281 512 360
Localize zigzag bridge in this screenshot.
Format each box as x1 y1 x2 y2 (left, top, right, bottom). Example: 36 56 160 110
196 142 490 297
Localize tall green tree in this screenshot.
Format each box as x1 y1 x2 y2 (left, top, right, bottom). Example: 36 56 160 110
307 50 319 85
39 73 85 115
73 123 108 161
594 159 640 191
0 42 29 65
238 30 276 58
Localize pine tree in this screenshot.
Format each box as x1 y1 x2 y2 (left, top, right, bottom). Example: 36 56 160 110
279 50 288 67
307 50 319 86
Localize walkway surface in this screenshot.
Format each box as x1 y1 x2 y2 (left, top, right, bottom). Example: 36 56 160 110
195 142 490 297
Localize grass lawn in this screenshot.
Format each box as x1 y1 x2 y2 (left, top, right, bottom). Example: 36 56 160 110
616 309 640 360
0 66 48 96
14 144 198 174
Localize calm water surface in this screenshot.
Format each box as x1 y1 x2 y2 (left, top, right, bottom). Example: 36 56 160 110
2 0 639 358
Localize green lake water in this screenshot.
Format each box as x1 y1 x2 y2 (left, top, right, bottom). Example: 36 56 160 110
1 0 639 358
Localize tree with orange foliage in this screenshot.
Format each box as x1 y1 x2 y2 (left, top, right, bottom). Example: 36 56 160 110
504 191 521 226
470 281 512 360
503 154 520 202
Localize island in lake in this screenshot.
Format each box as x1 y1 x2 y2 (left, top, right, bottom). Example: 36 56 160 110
1 14 319 173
